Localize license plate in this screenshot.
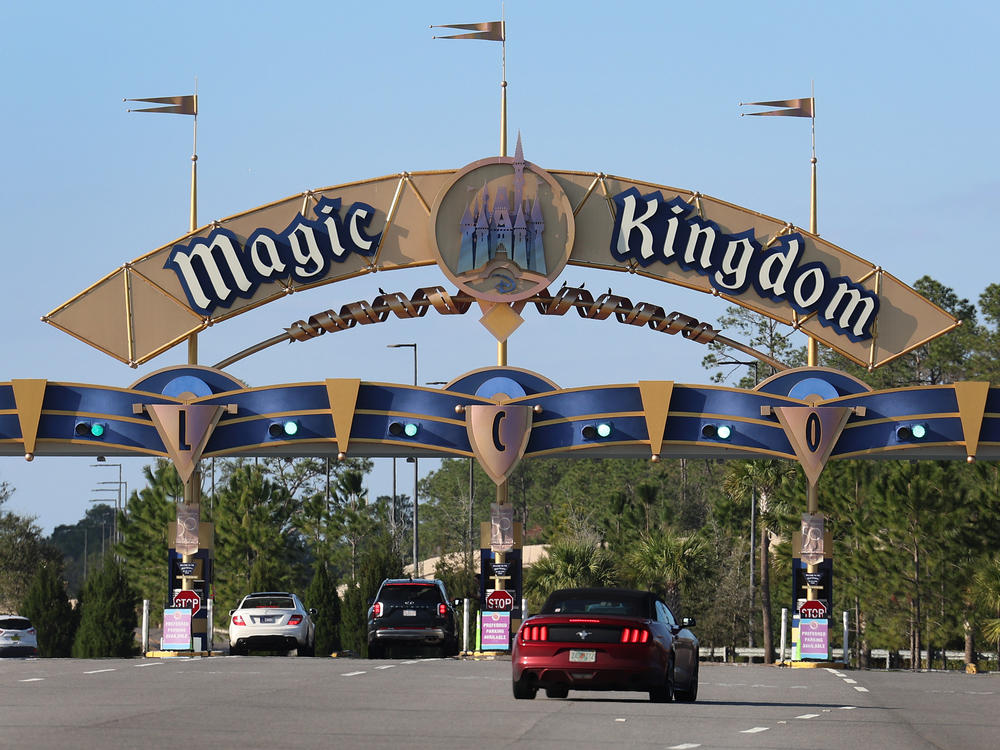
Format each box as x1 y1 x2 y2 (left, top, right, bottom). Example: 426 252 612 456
403 609 417 617
258 616 274 624
569 649 596 663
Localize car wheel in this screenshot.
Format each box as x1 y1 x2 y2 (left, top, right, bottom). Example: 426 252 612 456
649 662 675 703
230 643 245 656
298 640 315 657
674 663 699 703
545 686 569 699
367 643 382 659
512 677 537 700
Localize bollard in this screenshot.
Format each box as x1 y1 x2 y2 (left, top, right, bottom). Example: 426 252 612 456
207 598 214 653
463 597 470 653
779 607 788 665
842 611 849 667
142 599 150 654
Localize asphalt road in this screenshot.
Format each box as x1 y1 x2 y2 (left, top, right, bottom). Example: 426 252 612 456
0 656 997 749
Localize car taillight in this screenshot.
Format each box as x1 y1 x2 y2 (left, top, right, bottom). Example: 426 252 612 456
373 602 383 617
438 603 447 616
288 615 303 625
521 625 548 642
232 615 246 626
620 626 650 644
27 628 36 635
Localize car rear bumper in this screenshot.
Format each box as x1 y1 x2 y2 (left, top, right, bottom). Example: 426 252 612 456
230 625 310 651
513 647 665 691
369 626 447 644
0 645 38 657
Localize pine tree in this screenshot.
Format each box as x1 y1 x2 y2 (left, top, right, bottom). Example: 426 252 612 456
306 562 341 655
72 558 138 657
20 563 78 657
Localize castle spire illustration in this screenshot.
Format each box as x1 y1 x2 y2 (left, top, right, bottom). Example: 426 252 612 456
455 133 546 275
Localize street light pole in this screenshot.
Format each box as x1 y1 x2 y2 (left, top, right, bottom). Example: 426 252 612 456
91 461 125 545
388 343 419 577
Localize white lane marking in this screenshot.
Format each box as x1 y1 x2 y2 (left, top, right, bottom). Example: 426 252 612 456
853 686 869 692
615 718 627 723
341 670 366 676
667 744 701 749
966 691 995 695
133 662 161 668
843 678 857 684
826 668 845 676
741 727 769 734
19 678 44 682
840 706 857 710
375 665 395 670
796 713 820 719
401 660 419 664
83 669 116 674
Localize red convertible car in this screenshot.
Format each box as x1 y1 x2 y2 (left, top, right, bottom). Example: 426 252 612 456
512 587 699 702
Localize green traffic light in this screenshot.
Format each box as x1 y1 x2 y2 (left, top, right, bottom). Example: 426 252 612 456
283 420 299 436
911 424 926 439
596 423 612 438
403 423 419 437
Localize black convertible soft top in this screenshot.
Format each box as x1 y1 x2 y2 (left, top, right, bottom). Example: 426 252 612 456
539 588 655 618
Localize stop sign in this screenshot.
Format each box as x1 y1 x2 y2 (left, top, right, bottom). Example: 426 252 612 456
485 589 514 611
173 590 200 616
799 600 826 618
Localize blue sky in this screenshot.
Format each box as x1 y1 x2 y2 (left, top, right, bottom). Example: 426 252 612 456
1 1 996 533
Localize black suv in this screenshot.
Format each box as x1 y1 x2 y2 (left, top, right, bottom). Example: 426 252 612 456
367 578 459 658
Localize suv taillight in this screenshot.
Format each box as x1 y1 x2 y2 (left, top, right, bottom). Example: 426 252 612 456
373 602 383 618
232 614 246 626
521 625 548 642
288 615 303 625
438 603 447 616
620 626 650 644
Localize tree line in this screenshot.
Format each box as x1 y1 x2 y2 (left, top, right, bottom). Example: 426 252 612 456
0 276 997 664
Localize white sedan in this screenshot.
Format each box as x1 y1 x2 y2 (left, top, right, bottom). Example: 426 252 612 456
229 592 316 656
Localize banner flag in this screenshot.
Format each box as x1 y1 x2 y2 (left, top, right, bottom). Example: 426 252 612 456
741 97 814 117
125 95 197 116
431 20 504 41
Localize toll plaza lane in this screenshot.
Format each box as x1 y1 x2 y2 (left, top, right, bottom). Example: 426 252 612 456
0 657 997 750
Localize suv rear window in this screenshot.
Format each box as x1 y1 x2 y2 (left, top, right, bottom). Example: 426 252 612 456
242 597 294 609
0 617 31 629
378 584 442 605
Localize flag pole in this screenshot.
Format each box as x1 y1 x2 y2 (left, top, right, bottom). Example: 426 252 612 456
125 90 200 364
188 83 199 365
807 82 817 366
500 5 507 158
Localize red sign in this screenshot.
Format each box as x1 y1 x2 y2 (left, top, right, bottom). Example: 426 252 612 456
485 589 514 611
799 600 826 618
173 589 201 616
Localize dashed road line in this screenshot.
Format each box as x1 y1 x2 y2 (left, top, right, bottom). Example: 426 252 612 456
19 678 44 682
375 665 396 670
83 668 116 674
853 686 870 692
341 670 367 676
796 713 820 719
667 744 701 749
740 727 770 734
843 678 857 684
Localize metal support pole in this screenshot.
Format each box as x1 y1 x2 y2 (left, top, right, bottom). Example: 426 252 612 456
142 599 150 654
208 598 214 653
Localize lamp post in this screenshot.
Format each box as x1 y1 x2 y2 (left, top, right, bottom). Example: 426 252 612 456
387 343 419 577
91 461 126 545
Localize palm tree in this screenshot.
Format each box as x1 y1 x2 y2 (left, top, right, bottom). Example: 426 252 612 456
524 538 617 609
722 459 797 663
973 556 1000 664
623 528 708 612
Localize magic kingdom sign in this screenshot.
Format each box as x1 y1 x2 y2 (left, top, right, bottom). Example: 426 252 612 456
45 135 957 369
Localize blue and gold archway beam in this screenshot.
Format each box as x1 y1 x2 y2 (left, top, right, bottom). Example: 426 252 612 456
0 367 996 466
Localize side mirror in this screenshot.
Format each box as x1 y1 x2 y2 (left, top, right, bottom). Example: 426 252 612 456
681 616 696 628
228 610 235 617
453 599 461 607
309 608 317 616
